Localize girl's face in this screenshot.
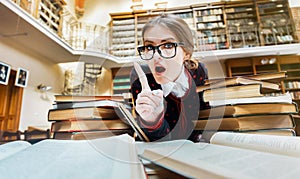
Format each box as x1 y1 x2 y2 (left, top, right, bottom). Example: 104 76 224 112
143 25 188 84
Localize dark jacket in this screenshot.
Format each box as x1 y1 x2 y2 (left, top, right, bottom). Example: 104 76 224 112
130 62 208 142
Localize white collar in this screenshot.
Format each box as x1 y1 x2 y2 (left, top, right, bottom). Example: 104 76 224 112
161 67 189 97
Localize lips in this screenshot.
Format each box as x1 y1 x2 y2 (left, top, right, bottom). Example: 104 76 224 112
155 66 166 73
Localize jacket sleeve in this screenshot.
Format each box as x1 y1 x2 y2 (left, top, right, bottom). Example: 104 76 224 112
130 67 171 141
188 62 209 109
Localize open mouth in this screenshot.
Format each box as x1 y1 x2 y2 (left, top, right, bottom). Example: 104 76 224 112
155 66 166 73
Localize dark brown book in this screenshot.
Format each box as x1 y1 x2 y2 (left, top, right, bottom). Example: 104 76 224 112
48 107 119 121
54 95 124 102
194 114 295 131
52 99 125 110
199 103 298 118
51 119 131 132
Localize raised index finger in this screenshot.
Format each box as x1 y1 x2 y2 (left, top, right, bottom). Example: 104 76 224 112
134 62 151 91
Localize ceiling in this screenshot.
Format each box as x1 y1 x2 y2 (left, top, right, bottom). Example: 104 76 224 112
1 0 300 69
0 0 136 68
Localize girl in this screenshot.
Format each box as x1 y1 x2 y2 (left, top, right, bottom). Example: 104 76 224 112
130 14 208 142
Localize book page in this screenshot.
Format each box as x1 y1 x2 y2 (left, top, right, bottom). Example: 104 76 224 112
0 134 146 179
0 140 31 160
210 132 300 157
140 141 300 178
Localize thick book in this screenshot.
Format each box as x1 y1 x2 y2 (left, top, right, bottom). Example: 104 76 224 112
199 102 298 118
51 119 131 132
197 76 280 92
208 92 292 106
203 84 274 102
0 134 146 179
48 107 119 121
54 95 124 102
139 132 300 178
194 114 295 131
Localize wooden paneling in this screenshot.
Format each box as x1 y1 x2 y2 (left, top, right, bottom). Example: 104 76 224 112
0 70 23 131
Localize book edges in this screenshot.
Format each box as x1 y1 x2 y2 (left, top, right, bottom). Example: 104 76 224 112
199 102 299 119
194 114 296 131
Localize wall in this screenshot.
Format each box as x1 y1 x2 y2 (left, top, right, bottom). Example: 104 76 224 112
0 41 64 131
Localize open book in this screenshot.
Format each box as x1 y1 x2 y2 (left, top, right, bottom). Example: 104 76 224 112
139 132 300 178
0 134 146 179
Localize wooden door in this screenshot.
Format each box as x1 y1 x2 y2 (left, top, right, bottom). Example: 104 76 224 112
0 70 23 131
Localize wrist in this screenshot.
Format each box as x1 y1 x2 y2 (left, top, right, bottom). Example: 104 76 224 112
140 112 164 130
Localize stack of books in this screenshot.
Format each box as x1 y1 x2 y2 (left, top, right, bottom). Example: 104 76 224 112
49 95 134 140
196 72 298 141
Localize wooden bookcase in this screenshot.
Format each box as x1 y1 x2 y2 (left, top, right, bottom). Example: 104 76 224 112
109 0 298 58
224 1 259 48
193 4 227 51
111 67 132 95
225 55 300 106
256 0 296 46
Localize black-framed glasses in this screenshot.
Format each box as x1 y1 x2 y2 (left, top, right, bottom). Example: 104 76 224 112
137 42 184 60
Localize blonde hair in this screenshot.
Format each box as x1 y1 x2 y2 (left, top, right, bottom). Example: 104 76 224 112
142 14 198 70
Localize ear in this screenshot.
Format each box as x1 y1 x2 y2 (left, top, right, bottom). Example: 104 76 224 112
184 53 191 61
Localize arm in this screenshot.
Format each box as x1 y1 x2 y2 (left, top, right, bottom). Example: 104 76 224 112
130 65 171 141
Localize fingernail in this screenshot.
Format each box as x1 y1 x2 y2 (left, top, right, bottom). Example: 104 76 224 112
152 91 159 95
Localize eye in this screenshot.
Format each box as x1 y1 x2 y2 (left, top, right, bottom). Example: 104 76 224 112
145 45 154 51
163 43 175 49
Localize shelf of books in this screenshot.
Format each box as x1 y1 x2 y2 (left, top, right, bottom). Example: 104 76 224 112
109 0 298 57
257 0 296 46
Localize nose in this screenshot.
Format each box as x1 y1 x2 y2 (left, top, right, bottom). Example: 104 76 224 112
152 48 163 61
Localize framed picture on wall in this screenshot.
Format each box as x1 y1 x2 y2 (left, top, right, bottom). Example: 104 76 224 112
15 68 29 87
0 61 11 85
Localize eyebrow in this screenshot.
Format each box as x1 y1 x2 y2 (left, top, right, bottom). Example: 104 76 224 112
143 38 176 44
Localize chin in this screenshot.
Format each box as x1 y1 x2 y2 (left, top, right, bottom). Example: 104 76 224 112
153 75 170 84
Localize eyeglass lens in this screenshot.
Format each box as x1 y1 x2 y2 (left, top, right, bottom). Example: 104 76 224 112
138 43 177 60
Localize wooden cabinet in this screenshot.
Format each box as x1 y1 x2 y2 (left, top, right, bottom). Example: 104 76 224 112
109 0 298 58
0 71 23 132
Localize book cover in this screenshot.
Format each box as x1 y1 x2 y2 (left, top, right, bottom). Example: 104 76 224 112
52 100 126 110
54 95 124 102
48 107 119 121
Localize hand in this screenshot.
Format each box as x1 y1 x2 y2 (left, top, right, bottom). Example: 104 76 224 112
134 62 164 124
